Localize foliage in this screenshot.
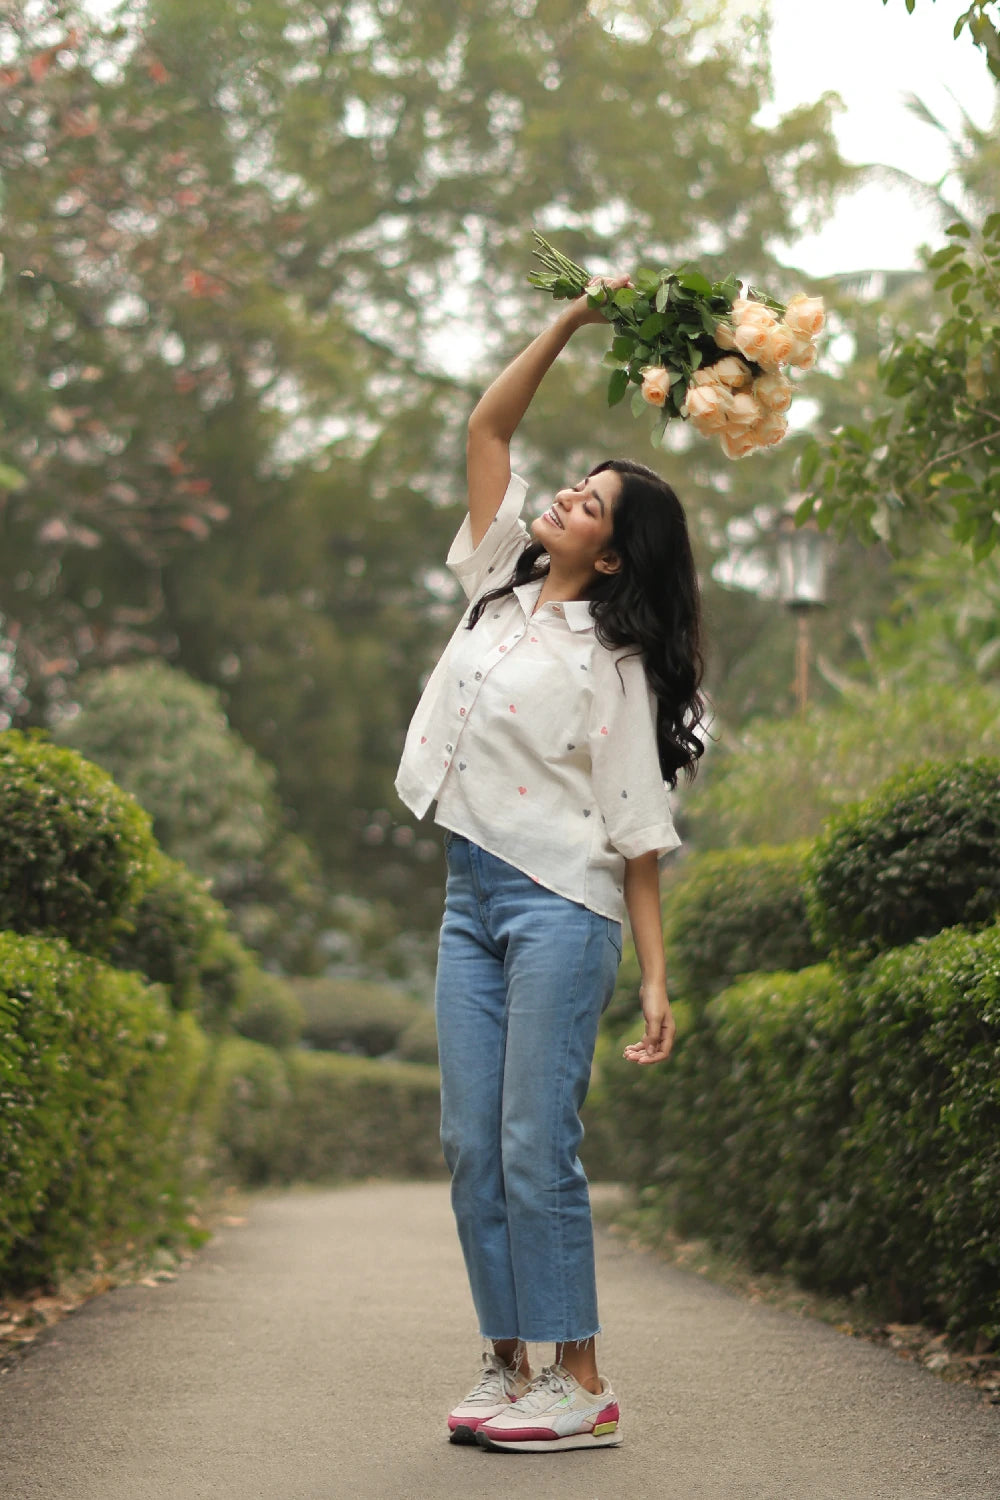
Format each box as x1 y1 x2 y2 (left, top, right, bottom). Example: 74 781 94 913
54 662 325 967
806 757 1000 965
395 1007 439 1066
593 927 1000 1343
0 1 852 920
292 976 426 1057
684 676 1000 849
798 219 1000 557
886 1 1000 83
111 850 252 1031
824 923 1000 1342
231 969 305 1051
659 843 821 1006
206 1037 442 1186
0 728 155 956
0 931 210 1290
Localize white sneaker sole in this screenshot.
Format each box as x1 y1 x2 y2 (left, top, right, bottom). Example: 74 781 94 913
476 1427 623 1453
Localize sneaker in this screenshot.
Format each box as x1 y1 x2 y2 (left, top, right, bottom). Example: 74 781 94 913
447 1353 530 1445
476 1363 622 1452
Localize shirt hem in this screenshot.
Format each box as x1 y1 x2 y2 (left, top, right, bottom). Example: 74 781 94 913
435 816 624 923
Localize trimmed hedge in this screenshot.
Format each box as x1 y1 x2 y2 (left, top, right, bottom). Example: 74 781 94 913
111 851 251 1030
593 925 1000 1343
231 970 305 1050
807 756 1000 966
0 731 155 957
0 932 209 1289
291 976 424 1056
660 843 821 1006
205 1038 443 1185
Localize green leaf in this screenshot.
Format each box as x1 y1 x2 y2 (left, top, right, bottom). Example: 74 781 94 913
655 282 671 313
631 387 648 419
601 351 627 369
612 335 636 360
607 368 629 407
798 440 821 490
633 268 660 295
945 221 972 238
676 270 713 296
926 245 964 269
983 212 1000 239
638 313 666 341
613 287 638 309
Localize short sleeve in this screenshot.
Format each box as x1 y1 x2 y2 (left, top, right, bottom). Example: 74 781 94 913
589 648 681 860
447 472 530 602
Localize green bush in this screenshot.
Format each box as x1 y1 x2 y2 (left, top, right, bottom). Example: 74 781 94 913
0 932 210 1289
660 843 821 1006
112 850 252 1029
0 730 155 957
818 925 1000 1340
232 971 305 1050
396 1007 438 1065
205 1037 442 1185
592 926 1000 1344
807 757 1000 965
292 976 423 1056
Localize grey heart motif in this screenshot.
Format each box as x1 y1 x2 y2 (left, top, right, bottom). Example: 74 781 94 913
620 789 628 798
583 809 591 818
567 742 575 750
459 762 467 771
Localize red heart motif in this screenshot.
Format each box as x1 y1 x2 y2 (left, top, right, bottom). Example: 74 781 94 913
509 704 517 713
518 786 527 795
420 736 427 744
600 726 609 735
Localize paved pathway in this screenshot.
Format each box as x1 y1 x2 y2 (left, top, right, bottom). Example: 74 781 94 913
0 1182 997 1499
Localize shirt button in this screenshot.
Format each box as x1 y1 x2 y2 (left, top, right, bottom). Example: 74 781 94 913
498 645 507 653
475 671 482 680
552 604 563 614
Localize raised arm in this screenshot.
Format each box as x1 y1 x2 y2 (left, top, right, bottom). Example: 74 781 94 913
465 280 627 549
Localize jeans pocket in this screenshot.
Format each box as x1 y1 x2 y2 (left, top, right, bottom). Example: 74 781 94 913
606 918 623 959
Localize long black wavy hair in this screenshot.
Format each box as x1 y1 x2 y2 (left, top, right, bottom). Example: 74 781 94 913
467 459 706 788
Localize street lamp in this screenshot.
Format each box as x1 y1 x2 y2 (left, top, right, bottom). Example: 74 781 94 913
775 509 829 714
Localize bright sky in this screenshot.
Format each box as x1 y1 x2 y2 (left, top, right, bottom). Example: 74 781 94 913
765 0 998 274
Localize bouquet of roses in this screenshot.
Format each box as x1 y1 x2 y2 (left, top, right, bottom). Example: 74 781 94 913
528 233 824 460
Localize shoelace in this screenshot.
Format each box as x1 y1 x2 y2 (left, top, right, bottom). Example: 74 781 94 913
464 1355 522 1405
508 1365 574 1412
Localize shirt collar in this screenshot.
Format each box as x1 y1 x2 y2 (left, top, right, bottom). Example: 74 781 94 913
513 580 596 633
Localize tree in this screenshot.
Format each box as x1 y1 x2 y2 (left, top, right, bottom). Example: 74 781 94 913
1 0 855 917
798 3 1000 557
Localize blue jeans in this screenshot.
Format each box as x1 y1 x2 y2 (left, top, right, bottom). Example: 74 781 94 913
434 833 622 1343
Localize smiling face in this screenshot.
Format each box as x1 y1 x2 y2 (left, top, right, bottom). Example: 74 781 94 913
530 468 623 578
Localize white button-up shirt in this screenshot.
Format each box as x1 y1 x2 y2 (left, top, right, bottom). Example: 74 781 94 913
394 473 680 921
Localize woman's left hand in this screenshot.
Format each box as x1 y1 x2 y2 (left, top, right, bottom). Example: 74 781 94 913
622 981 676 1065
570 274 632 327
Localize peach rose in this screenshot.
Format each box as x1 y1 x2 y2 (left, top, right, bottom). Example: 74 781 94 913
788 336 818 371
727 392 762 430
709 356 752 390
753 371 793 412
734 320 776 363
754 412 788 448
733 297 777 329
720 428 758 460
757 322 795 370
714 321 738 351
640 367 671 407
683 382 730 434
784 293 825 339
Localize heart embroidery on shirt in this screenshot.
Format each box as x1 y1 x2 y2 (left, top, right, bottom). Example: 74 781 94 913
567 742 575 751
420 736 427 744
509 704 517 713
621 789 628 798
583 809 591 818
600 726 608 735
530 636 539 643
459 762 467 771
518 786 527 795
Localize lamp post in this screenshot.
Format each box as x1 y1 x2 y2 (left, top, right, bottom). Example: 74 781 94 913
775 509 829 715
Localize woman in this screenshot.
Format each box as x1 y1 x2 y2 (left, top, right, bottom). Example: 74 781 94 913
394 280 706 1454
